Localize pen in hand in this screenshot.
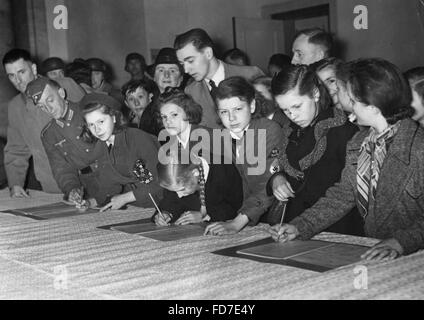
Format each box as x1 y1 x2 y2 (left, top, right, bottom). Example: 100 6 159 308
149 193 169 225
276 200 288 242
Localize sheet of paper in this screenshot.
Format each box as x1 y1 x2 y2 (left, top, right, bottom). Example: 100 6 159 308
289 243 369 269
237 240 369 270
108 220 205 241
111 223 168 234
141 224 205 241
237 240 333 260
1 202 98 220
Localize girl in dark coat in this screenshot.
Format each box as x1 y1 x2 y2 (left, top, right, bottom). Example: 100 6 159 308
80 93 162 211
270 58 424 261
268 64 363 235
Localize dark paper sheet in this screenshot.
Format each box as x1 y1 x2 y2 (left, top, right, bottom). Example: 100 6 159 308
214 238 370 273
99 219 206 241
1 202 98 220
237 240 333 260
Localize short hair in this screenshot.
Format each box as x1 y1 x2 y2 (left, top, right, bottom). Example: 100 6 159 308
65 59 92 86
158 87 202 125
174 28 214 52
268 53 291 68
121 78 160 100
223 48 250 66
295 28 333 57
252 76 279 117
310 57 343 73
214 76 268 119
405 67 424 104
271 64 333 112
3 48 33 67
347 58 414 124
125 52 147 71
80 102 125 143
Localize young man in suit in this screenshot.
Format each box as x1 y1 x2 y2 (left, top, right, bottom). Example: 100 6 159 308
174 28 264 129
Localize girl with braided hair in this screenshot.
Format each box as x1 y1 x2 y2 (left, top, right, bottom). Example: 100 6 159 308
153 154 242 226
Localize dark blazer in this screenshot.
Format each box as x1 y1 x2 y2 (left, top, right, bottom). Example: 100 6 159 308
158 162 243 223
292 119 424 255
185 61 264 129
94 127 162 207
233 117 284 225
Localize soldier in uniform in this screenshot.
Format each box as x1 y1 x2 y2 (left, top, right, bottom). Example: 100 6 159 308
25 77 111 206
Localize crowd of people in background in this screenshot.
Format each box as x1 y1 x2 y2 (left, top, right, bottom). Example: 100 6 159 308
2 26 424 262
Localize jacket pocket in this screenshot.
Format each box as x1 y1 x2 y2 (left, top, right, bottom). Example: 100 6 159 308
405 176 423 199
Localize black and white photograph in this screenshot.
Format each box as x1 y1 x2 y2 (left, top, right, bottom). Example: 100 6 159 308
1 0 424 305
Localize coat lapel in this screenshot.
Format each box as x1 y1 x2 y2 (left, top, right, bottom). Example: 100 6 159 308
372 120 418 228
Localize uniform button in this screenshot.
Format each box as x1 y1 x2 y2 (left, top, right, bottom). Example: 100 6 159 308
64 152 67 156
76 136 80 140
66 123 70 127
86 149 89 152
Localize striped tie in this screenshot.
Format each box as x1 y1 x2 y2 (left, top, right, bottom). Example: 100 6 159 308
356 122 400 218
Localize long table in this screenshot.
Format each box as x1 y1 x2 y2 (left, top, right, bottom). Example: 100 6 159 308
1 189 423 300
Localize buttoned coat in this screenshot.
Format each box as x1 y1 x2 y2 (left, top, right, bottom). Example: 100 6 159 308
292 119 424 255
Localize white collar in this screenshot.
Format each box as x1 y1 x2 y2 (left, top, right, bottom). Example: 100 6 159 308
205 60 225 89
106 135 115 147
177 124 191 148
229 124 250 140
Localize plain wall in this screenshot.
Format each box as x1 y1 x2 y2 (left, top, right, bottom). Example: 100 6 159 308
144 0 424 71
336 0 424 71
144 0 281 60
63 0 148 86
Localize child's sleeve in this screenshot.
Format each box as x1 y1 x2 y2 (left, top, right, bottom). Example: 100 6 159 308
238 122 284 225
206 164 243 222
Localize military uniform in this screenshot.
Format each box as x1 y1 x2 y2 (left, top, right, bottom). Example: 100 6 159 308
41 102 102 198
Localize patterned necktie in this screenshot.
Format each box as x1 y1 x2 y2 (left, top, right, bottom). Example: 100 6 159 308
356 122 400 218
209 79 218 99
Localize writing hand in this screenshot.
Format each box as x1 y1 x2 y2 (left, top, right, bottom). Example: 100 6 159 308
268 224 299 242
68 187 84 206
154 211 172 226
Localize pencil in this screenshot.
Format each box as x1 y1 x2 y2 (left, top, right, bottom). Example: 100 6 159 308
148 193 165 220
278 200 288 227
277 200 288 241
